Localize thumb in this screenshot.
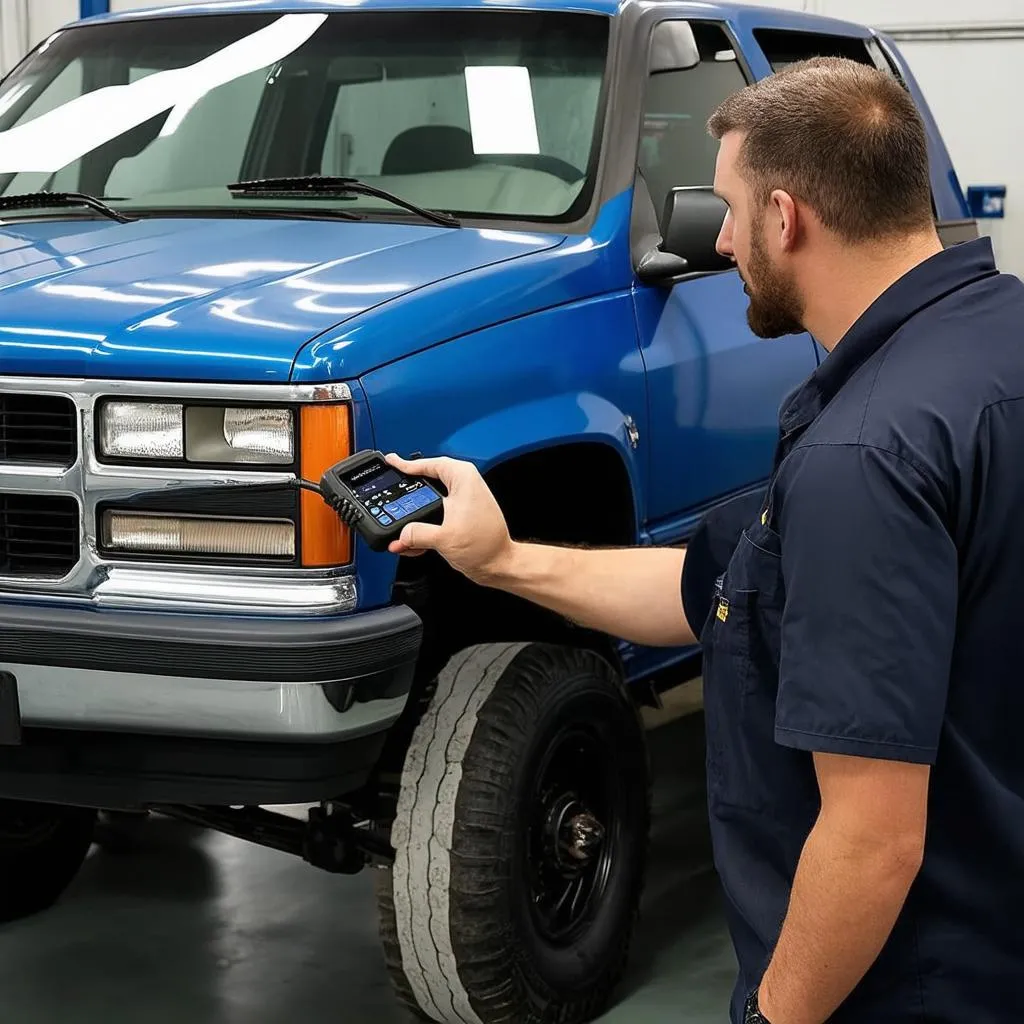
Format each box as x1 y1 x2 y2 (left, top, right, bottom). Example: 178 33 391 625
396 520 444 553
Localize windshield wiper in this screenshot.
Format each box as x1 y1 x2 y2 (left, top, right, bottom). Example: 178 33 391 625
0 191 137 224
226 176 461 228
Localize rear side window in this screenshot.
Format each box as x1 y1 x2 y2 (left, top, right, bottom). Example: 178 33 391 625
639 21 748 217
753 29 877 72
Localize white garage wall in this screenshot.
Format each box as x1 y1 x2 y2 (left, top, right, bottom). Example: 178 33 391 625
0 0 76 74
30 0 78 42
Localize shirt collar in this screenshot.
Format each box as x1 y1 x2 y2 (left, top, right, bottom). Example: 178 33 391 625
780 236 1000 433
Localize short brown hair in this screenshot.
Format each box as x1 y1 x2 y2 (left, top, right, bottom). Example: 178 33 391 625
707 57 934 243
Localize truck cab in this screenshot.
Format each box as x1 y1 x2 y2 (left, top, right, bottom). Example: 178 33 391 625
0 3 974 1022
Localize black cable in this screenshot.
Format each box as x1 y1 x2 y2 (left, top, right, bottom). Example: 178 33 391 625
295 478 323 494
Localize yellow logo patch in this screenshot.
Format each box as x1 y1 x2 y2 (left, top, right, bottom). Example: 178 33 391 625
716 598 729 622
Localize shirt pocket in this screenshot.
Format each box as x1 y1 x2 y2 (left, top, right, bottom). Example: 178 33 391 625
706 521 783 693
701 521 786 812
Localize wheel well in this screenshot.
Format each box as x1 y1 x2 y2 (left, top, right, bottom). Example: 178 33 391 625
486 442 635 548
393 442 636 676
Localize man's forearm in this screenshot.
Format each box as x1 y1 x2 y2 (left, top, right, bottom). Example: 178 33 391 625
758 817 923 1024
484 541 695 648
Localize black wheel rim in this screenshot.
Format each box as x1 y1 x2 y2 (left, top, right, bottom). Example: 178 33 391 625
0 802 60 848
526 719 620 946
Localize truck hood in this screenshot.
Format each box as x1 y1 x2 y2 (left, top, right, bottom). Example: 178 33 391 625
0 216 563 382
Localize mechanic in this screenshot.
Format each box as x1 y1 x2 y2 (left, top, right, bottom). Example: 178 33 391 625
383 57 1024 1024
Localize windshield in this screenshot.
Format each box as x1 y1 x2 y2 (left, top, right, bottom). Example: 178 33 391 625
0 10 609 224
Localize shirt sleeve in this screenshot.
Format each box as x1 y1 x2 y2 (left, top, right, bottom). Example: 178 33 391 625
775 443 958 765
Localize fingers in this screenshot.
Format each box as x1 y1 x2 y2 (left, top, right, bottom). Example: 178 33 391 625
390 520 444 555
385 452 469 491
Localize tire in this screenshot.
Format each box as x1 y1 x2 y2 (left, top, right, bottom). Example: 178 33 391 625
376 642 651 1024
0 801 96 922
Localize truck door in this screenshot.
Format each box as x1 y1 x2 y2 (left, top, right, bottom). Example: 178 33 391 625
632 19 820 531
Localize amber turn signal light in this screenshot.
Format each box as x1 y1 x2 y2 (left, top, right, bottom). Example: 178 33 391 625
299 404 352 567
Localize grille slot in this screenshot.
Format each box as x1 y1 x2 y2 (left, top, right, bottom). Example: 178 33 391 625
0 494 80 577
0 393 77 466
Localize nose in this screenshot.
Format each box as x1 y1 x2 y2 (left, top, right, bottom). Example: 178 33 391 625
716 211 734 260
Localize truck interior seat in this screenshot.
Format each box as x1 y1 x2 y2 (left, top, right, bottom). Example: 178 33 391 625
381 125 477 176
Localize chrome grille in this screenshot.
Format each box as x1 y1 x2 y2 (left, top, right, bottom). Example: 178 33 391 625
0 393 77 466
0 493 79 577
0 377 356 613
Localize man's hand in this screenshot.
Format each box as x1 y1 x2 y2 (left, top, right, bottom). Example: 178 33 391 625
757 752 929 1024
382 452 696 648
384 453 514 586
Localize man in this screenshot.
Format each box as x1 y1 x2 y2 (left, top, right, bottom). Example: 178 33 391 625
383 57 1024 1023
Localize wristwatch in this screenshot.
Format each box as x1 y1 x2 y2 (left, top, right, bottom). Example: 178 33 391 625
744 988 772 1023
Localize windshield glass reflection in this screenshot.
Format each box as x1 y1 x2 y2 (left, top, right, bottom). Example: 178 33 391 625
0 10 609 223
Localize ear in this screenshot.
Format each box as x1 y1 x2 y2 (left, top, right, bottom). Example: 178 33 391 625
771 189 800 253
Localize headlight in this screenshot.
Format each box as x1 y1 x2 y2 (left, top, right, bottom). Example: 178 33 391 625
185 406 293 464
100 402 184 459
98 401 294 465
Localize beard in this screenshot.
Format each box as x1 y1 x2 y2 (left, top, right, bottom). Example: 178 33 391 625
741 221 805 339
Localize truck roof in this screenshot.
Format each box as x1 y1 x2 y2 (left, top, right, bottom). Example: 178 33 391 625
79 0 874 39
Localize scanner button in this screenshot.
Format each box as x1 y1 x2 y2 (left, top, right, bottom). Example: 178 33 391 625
378 514 393 525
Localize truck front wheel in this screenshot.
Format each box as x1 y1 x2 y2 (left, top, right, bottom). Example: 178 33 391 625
0 801 96 922
376 642 650 1024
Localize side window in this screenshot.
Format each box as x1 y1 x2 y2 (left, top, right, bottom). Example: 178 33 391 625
753 29 878 72
639 21 748 219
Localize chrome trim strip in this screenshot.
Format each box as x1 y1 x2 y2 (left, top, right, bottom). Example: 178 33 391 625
0 376 351 403
8 662 405 741
93 567 357 615
0 375 354 607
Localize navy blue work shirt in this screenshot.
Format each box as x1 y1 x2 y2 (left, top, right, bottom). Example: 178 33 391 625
684 237 1024 1023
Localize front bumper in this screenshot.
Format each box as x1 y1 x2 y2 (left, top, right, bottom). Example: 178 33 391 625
0 601 421 740
0 602 422 806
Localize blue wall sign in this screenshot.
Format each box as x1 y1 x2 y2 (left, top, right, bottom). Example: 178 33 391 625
79 1 110 18
966 185 1006 220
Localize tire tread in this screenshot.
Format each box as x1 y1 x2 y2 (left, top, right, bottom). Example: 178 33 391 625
377 643 650 1024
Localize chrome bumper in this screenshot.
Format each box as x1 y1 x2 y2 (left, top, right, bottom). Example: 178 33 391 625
0 601 421 742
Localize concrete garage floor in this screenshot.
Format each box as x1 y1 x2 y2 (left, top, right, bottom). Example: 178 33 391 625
0 690 737 1024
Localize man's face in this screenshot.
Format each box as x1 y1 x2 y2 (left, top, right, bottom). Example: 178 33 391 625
713 132 805 339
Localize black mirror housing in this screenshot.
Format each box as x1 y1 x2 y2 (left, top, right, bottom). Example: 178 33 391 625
660 186 734 274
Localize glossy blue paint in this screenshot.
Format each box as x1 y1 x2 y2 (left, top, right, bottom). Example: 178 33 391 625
0 217 561 382
360 288 647 517
291 188 633 381
634 269 817 525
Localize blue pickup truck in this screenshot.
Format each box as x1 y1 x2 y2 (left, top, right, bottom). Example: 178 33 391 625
0 2 975 1021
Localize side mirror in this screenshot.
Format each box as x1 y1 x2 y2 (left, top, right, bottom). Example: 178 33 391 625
636 186 734 285
660 186 733 273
